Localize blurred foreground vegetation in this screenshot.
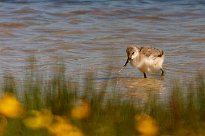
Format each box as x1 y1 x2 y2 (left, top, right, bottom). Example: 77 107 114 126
0 59 204 136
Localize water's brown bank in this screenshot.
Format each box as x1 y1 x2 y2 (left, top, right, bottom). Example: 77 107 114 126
114 77 165 100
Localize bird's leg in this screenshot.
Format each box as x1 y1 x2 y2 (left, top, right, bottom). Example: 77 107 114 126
160 69 165 76
143 72 147 78
160 68 165 80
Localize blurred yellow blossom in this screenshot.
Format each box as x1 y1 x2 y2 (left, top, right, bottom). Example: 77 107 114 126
48 116 83 136
0 116 7 136
135 114 159 136
0 93 24 118
71 100 90 120
23 109 53 129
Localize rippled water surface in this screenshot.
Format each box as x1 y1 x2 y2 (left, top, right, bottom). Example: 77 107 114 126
0 0 205 97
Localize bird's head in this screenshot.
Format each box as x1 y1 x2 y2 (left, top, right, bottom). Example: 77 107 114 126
123 46 139 67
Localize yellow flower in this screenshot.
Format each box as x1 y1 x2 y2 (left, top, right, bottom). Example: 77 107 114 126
71 100 90 120
0 116 7 136
135 114 159 136
48 116 83 136
23 109 53 129
0 93 24 118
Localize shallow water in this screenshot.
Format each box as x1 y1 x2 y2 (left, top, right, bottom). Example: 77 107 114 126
0 0 205 98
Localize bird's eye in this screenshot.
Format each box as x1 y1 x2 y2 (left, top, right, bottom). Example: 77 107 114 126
132 52 134 55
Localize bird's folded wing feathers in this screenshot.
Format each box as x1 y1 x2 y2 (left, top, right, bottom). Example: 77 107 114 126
139 47 164 58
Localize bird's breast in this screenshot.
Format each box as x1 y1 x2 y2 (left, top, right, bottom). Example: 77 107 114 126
130 60 140 69
130 57 163 73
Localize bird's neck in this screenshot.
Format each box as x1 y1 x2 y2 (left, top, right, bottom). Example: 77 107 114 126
130 55 141 66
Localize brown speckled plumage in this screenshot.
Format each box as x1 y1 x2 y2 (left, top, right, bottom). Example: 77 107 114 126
139 47 164 58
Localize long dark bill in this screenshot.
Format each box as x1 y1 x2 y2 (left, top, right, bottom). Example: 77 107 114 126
123 58 129 67
118 58 130 73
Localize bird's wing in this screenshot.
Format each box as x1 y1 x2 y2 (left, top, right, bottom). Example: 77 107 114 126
139 47 164 58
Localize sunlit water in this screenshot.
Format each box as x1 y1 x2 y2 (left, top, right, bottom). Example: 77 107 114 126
0 0 205 99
